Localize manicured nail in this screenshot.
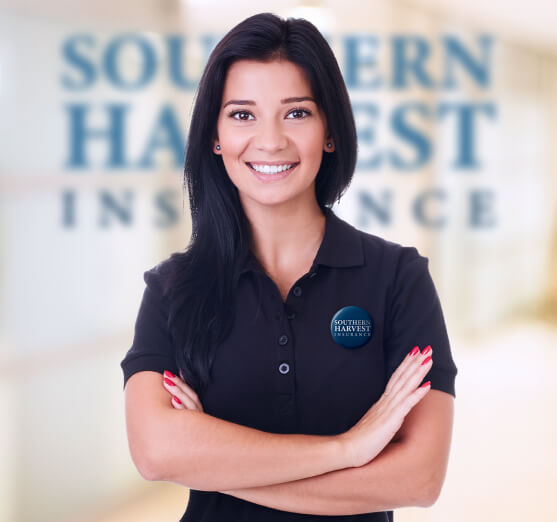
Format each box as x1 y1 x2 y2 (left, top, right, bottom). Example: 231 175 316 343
422 345 431 355
164 377 176 386
173 396 181 404
420 381 431 388
409 346 419 356
421 356 432 366
164 370 176 378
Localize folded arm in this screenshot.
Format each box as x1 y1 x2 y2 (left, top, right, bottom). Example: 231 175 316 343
124 371 349 491
221 390 454 516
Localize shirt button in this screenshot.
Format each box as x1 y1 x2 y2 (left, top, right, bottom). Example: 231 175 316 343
279 362 290 374
287 312 296 320
293 286 302 297
278 334 289 346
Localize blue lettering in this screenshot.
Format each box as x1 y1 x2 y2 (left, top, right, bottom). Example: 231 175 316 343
153 189 180 227
437 102 496 168
137 104 184 168
103 34 156 89
443 35 493 88
65 103 129 168
343 35 382 89
167 36 197 89
99 190 134 227
60 34 96 89
61 190 77 227
413 189 447 227
469 189 496 227
353 103 381 170
391 36 434 88
389 103 431 170
357 190 393 226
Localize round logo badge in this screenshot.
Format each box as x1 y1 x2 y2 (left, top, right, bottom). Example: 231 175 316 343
330 306 373 348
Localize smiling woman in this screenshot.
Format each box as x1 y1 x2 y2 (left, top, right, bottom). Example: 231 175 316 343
120 11 457 522
215 58 334 208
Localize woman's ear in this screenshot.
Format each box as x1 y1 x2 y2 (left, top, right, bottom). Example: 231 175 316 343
211 131 221 154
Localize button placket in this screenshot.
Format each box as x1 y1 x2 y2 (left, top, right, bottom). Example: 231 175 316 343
268 273 312 431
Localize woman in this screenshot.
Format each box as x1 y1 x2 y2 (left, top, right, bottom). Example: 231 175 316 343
121 12 457 521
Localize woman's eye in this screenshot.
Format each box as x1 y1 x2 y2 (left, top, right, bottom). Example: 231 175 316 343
287 108 311 119
229 111 254 121
227 108 311 121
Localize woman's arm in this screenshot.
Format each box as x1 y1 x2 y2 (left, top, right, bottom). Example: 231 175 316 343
124 371 349 491
220 390 455 516
145 345 438 500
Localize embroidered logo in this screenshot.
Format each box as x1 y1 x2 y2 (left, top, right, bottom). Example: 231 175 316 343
330 305 373 348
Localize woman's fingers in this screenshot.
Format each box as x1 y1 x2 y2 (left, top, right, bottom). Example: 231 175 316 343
401 380 431 416
398 347 432 396
383 347 415 396
384 345 425 396
387 346 433 401
341 346 434 468
171 395 186 409
388 347 433 418
163 370 204 412
167 382 196 409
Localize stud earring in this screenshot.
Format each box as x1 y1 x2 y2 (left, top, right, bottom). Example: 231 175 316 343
327 142 332 148
216 144 221 150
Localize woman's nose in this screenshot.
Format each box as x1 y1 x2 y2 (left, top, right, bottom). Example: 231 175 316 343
254 120 288 152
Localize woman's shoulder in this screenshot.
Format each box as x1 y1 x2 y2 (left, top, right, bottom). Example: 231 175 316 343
352 226 435 308
143 251 187 297
353 223 427 271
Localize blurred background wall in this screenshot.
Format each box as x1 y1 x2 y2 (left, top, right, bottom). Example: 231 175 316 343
0 0 556 521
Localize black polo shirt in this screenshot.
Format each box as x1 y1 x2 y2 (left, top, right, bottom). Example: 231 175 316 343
120 206 458 521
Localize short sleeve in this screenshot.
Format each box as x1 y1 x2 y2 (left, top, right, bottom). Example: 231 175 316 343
120 267 179 390
384 247 458 398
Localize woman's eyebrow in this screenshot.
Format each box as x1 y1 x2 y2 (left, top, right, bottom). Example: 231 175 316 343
222 96 316 109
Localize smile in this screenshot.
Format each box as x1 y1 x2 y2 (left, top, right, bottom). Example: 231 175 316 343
246 162 300 182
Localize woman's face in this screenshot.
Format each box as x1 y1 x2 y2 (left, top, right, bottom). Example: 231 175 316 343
214 59 334 211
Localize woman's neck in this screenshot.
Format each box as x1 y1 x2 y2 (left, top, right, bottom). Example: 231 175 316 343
244 198 326 275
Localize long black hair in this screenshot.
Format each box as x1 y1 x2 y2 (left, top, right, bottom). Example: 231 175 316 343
161 12 358 400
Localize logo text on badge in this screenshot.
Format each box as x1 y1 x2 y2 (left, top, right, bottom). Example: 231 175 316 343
330 305 373 348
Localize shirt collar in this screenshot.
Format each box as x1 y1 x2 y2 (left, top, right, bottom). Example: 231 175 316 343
240 207 364 275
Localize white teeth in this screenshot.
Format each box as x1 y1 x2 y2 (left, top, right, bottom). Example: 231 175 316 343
250 163 295 174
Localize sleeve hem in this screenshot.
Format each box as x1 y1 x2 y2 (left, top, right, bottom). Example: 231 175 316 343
422 366 457 398
121 353 179 391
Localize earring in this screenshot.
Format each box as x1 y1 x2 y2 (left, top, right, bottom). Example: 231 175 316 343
216 144 221 150
327 142 332 148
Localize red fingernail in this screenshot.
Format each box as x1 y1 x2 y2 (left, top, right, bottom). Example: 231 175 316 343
422 345 431 355
420 381 431 388
409 346 419 356
164 370 176 378
421 356 432 366
164 377 176 386
173 396 181 404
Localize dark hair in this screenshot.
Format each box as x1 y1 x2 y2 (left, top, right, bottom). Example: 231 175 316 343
162 12 358 399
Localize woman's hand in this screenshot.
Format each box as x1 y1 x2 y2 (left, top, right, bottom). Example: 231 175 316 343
162 370 204 412
338 345 433 468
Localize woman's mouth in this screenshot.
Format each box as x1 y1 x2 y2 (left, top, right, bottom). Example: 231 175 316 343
246 162 300 183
